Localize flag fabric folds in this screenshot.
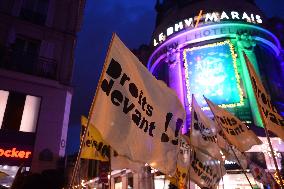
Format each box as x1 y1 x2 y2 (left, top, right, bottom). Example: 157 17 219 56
244 53 284 140
110 150 144 173
80 116 110 161
89 34 186 175
189 147 225 189
190 95 223 161
205 97 262 152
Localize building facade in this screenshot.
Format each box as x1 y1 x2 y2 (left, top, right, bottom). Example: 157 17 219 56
149 0 284 130
0 0 85 187
101 1 284 188
146 0 284 188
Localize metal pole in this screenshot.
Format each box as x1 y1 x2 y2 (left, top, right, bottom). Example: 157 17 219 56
187 146 191 189
219 163 224 189
70 127 88 188
108 153 111 189
263 126 284 188
69 33 116 189
229 145 254 189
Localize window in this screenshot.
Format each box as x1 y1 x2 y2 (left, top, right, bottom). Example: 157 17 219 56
0 90 41 133
11 36 40 74
20 0 49 25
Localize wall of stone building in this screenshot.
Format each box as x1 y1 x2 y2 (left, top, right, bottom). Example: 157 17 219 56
0 0 85 175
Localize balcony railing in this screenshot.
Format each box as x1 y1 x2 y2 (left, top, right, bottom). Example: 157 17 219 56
0 48 57 80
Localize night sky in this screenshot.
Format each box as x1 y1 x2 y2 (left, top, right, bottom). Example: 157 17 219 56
67 0 284 155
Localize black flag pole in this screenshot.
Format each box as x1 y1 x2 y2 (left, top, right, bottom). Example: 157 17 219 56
229 145 254 189
219 158 225 189
108 149 112 189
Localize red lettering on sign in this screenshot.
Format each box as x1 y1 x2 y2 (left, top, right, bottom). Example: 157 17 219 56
0 148 32 159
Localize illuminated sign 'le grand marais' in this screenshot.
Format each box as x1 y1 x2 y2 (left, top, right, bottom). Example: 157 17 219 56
153 11 263 46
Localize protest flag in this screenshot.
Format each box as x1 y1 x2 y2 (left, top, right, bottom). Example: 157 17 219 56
174 136 191 189
244 52 284 188
81 116 144 172
189 147 225 189
110 149 144 173
205 97 262 152
88 33 186 175
190 94 223 161
244 53 284 139
80 116 110 161
205 97 259 188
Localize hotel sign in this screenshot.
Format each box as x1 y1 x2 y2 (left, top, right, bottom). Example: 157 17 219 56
153 11 263 47
148 23 279 71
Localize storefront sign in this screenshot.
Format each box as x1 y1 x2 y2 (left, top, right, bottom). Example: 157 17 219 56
0 147 32 159
0 132 35 166
148 23 280 71
153 11 263 46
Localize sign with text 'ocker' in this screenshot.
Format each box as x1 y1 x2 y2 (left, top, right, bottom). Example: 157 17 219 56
89 34 186 175
0 144 33 166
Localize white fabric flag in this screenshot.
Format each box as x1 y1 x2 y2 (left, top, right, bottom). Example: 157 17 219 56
216 130 248 170
205 97 262 152
174 136 191 189
111 150 144 173
190 95 223 161
190 147 225 189
89 34 186 175
244 53 284 140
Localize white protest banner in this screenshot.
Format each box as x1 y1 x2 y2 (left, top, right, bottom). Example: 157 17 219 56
190 95 223 161
205 97 262 152
111 150 144 173
244 53 284 140
89 34 186 175
190 147 225 189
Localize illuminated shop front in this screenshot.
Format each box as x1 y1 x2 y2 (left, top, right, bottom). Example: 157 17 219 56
0 84 71 187
0 89 40 187
147 0 284 188
148 21 283 131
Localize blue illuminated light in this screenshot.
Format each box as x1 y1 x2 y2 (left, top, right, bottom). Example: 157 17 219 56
183 40 244 109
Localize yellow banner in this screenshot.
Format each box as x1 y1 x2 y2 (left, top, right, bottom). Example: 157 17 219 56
80 116 110 161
